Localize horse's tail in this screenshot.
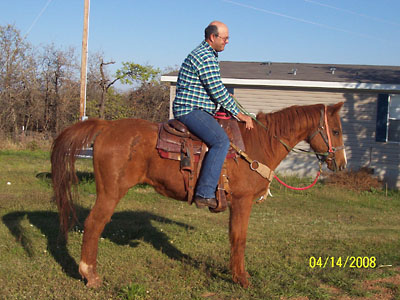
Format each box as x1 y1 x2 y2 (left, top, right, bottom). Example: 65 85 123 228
51 118 107 240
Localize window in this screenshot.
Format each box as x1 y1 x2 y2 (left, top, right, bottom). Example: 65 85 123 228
376 94 400 142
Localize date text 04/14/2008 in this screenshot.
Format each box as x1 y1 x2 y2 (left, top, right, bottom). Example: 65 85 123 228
309 256 377 269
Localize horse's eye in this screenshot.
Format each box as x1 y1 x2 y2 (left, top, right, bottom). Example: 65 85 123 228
332 130 340 136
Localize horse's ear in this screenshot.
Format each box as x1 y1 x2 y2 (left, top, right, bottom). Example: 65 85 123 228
330 102 344 115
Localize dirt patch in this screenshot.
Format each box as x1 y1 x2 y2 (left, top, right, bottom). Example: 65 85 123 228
323 167 383 192
359 269 400 300
316 268 400 300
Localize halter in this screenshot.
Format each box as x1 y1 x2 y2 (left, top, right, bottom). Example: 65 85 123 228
307 105 345 171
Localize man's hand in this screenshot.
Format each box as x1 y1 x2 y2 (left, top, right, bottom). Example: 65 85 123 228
236 112 254 130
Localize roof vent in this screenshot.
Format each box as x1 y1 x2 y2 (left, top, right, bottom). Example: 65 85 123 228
292 68 297 76
330 67 336 75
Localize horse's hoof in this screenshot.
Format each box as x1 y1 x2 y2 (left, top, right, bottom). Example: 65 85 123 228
79 261 102 288
233 273 250 288
86 276 103 288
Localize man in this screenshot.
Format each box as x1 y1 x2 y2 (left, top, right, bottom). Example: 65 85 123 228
173 21 253 209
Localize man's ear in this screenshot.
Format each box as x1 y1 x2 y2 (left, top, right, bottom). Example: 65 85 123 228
209 33 217 43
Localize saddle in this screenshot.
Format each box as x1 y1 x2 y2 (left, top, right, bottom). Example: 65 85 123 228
156 113 246 213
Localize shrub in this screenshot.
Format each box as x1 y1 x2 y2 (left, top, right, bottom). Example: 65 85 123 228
324 167 383 192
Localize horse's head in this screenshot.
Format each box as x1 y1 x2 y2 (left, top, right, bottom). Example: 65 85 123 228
308 102 347 172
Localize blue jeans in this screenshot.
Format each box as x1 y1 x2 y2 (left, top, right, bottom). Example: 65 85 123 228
178 110 230 199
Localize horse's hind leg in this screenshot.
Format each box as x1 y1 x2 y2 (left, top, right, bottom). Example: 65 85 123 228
79 186 127 288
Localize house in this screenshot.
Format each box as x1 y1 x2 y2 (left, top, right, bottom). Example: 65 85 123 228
161 62 400 189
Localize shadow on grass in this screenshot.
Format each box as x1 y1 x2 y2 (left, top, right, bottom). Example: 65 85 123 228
2 205 227 283
2 210 81 279
36 171 95 182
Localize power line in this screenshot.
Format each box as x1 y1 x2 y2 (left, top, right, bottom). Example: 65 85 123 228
23 0 54 41
2 0 53 69
221 0 388 42
304 0 400 27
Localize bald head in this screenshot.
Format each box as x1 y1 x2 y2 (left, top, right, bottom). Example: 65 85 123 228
204 21 230 52
210 21 227 29
205 21 228 40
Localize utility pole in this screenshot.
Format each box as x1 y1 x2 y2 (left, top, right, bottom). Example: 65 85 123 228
79 0 90 121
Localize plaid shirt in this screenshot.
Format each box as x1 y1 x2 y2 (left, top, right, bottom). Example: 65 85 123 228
172 40 240 118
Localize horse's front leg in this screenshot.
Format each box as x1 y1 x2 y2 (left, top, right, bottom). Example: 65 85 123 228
229 196 253 288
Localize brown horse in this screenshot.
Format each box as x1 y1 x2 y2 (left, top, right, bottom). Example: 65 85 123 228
51 102 346 288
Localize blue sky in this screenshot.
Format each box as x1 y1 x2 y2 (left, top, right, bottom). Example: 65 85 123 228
2 0 400 74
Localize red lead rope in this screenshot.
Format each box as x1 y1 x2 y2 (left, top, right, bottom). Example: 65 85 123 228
273 171 321 190
273 105 329 190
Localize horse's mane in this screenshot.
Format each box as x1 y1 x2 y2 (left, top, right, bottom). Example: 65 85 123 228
256 104 323 138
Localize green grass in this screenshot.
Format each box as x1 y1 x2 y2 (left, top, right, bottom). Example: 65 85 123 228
1 150 400 299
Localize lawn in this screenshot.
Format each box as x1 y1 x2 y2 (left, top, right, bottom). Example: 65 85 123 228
0 150 400 299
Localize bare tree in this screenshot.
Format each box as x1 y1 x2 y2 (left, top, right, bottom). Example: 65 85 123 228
99 60 121 119
38 44 79 134
86 53 121 119
0 24 37 137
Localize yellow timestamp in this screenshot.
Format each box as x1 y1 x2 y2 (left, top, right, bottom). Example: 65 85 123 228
309 256 376 269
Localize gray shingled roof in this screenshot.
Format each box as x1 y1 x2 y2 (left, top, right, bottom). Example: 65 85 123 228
165 61 400 84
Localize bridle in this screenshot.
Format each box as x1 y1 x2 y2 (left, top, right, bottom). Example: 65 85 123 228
307 105 345 171
247 104 345 171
